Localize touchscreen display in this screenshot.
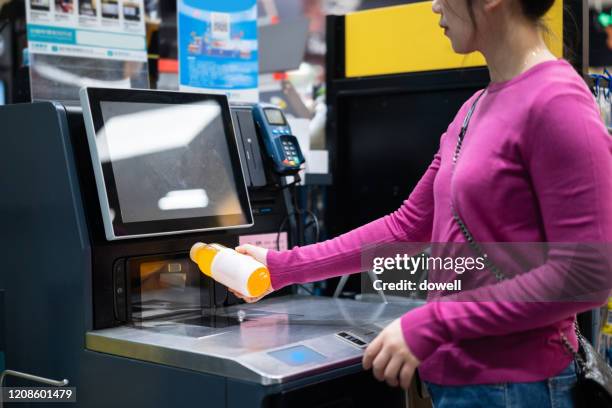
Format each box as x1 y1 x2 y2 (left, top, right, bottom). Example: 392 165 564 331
98 101 244 224
264 108 286 125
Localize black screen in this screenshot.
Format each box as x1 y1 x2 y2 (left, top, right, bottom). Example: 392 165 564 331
99 101 244 224
340 88 479 230
83 88 253 239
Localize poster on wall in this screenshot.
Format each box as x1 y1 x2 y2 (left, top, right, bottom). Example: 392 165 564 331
25 0 149 102
26 0 147 62
177 0 258 103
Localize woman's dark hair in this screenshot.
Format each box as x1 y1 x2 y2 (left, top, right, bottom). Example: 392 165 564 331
519 0 555 21
466 0 555 23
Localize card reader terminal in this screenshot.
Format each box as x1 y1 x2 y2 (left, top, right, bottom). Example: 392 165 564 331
252 104 305 174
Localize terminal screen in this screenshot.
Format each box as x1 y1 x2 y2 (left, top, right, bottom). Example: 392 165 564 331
99 101 244 224
264 108 286 125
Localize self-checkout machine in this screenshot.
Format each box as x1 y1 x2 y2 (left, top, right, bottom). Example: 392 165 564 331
0 83 420 407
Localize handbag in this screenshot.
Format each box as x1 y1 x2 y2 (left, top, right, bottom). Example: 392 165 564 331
450 89 612 407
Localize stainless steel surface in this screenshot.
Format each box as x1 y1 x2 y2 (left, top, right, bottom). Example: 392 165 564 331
333 275 349 298
0 370 69 408
333 271 388 303
0 370 69 387
86 295 423 385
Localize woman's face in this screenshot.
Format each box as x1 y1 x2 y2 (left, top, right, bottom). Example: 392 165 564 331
432 0 479 54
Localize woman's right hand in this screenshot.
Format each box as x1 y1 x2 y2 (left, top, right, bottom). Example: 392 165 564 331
236 244 269 266
231 244 274 303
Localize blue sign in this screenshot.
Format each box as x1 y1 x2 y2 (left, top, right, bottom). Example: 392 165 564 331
178 0 258 102
25 2 148 62
27 25 77 45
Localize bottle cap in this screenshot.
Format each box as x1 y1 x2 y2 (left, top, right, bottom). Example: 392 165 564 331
189 242 207 262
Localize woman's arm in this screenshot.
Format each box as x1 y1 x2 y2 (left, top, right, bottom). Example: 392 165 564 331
401 91 612 363
267 145 443 290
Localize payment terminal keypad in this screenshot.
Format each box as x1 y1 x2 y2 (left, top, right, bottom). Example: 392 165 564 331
278 136 303 167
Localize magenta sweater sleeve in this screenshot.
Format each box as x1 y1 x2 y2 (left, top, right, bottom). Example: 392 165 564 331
402 92 612 362
266 147 442 289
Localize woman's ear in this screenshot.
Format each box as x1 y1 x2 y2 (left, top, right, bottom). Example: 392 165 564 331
482 0 503 13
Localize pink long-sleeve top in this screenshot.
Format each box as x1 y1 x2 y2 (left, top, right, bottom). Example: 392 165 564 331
266 60 612 385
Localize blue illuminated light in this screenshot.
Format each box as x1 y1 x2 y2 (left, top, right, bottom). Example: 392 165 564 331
268 345 327 366
290 351 306 363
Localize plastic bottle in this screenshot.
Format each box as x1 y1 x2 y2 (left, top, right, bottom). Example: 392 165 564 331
189 242 271 298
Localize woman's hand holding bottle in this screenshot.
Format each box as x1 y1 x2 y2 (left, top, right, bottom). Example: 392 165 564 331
190 242 274 301
230 244 274 303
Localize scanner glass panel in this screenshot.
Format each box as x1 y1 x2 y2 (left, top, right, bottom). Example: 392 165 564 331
130 256 202 321
268 345 327 366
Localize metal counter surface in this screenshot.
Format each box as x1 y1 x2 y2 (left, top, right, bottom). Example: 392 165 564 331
86 295 424 385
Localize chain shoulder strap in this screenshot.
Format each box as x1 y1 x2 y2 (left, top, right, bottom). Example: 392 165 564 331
450 89 506 282
560 320 587 368
450 88 584 367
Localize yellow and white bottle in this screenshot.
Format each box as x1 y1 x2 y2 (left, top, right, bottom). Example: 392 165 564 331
189 242 271 298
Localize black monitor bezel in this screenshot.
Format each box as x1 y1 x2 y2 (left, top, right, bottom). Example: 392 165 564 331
81 87 253 240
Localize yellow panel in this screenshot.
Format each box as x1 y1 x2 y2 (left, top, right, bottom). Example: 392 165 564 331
543 0 564 58
346 1 564 78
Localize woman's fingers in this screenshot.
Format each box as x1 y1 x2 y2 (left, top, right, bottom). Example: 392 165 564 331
362 335 383 370
235 245 251 254
229 288 256 302
228 288 244 298
399 362 416 390
234 244 268 265
363 319 421 388
227 245 273 304
383 355 404 387
229 288 250 300
371 349 392 381
228 287 268 303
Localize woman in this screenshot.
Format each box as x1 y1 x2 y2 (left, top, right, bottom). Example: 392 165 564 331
232 0 612 406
